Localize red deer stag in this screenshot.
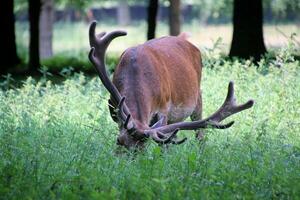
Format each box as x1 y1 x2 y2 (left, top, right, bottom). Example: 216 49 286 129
88 21 254 149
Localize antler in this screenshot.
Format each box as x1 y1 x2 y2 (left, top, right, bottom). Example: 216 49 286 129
147 129 187 145
148 81 254 135
88 21 134 129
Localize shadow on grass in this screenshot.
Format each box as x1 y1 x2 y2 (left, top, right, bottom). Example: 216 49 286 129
2 49 300 88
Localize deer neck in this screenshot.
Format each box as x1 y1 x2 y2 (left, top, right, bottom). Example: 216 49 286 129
122 89 152 130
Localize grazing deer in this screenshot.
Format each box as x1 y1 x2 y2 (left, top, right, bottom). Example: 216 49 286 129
88 21 254 149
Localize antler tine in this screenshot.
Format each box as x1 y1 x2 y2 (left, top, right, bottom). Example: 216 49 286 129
117 97 127 121
208 81 254 122
171 137 187 145
207 121 235 129
148 81 254 134
89 21 100 47
117 97 135 130
89 21 127 55
124 114 131 129
145 129 182 145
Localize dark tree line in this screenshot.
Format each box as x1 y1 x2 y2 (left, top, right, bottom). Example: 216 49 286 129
28 0 42 72
0 0 20 74
147 0 158 40
1 0 268 75
230 0 266 62
0 0 41 74
148 0 181 39
169 0 181 36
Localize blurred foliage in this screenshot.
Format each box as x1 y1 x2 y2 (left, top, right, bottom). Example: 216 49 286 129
267 0 300 17
14 0 146 12
14 0 27 13
186 0 233 21
14 0 300 20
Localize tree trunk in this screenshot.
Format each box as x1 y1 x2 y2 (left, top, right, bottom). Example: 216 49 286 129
169 0 181 36
39 0 54 59
117 1 131 26
147 0 158 40
28 0 41 72
229 0 267 62
198 8 210 26
0 0 20 74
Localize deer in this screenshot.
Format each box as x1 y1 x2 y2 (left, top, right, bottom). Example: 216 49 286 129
88 21 254 149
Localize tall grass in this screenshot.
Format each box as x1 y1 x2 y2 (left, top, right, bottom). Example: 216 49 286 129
1 48 299 199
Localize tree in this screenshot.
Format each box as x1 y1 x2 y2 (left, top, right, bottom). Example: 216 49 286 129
0 0 20 74
169 0 181 36
147 0 159 40
28 0 42 72
117 0 131 26
40 0 54 59
229 0 267 62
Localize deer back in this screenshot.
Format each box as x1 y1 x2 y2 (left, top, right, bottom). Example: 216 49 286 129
112 36 202 126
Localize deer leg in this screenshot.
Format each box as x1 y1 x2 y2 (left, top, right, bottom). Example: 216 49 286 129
190 92 204 140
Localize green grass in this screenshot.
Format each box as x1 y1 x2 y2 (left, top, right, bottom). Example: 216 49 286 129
1 46 300 199
40 51 120 74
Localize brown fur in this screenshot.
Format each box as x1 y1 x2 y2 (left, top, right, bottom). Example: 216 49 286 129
112 36 202 132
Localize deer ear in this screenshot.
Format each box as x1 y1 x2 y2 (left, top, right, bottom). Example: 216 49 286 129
150 116 166 129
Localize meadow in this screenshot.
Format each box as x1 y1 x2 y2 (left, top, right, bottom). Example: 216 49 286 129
1 40 300 199
1 22 299 199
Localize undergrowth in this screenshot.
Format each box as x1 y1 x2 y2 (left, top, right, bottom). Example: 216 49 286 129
0 52 300 199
